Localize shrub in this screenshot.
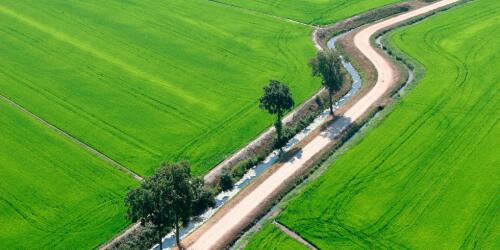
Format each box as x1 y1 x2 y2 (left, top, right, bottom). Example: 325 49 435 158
220 168 234 191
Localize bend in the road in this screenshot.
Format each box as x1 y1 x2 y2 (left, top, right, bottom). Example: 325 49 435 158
185 1 460 249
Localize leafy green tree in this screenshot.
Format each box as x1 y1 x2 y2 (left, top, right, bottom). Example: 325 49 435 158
310 49 343 115
191 177 215 216
125 162 214 250
259 80 294 151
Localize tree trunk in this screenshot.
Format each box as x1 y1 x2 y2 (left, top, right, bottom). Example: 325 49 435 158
275 112 284 155
175 220 182 250
276 112 283 140
328 89 334 115
158 229 163 250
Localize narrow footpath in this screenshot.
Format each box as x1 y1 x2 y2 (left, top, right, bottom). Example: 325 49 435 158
184 0 459 249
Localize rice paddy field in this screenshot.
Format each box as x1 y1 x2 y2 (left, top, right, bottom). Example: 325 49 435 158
0 0 320 177
244 223 308 250
0 0 407 248
216 0 403 25
247 0 500 248
0 100 137 249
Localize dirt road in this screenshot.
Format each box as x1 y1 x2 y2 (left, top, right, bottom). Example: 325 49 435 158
185 0 459 249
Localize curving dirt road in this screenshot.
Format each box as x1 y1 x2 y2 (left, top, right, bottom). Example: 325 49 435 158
185 0 459 249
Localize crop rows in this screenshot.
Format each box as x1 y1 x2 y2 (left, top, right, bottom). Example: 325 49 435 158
247 0 499 248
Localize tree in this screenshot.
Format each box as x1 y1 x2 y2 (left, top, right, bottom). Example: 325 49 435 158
310 49 343 115
125 162 214 250
259 80 294 151
191 177 215 216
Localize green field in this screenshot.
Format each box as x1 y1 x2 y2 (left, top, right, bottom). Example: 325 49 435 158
0 0 320 176
216 0 402 25
0 101 137 249
0 0 409 248
248 0 500 249
245 223 308 250
0 1 406 178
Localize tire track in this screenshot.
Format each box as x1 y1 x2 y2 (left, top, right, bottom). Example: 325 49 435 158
281 1 498 248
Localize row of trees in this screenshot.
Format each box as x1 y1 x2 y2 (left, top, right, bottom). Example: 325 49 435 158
260 49 343 150
124 48 343 250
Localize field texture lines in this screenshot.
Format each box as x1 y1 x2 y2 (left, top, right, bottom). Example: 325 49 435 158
248 0 500 248
214 0 403 25
0 0 318 176
0 1 424 249
0 100 137 249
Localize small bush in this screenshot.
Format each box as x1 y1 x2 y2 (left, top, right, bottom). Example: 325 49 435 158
315 95 323 108
220 168 234 191
231 160 250 180
110 222 161 250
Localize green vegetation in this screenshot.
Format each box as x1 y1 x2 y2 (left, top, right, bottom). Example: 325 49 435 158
1 0 410 248
245 223 308 250
259 80 295 150
0 0 319 176
310 49 344 114
251 0 500 248
216 0 403 25
125 162 215 249
6 0 497 248
0 101 137 249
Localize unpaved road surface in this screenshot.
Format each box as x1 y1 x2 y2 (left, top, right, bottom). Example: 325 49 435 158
186 0 459 249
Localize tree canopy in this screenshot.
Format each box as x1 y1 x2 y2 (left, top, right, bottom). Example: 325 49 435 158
259 80 295 118
125 162 214 249
259 80 294 151
310 49 343 114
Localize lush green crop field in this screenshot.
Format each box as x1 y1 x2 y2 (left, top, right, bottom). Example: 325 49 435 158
245 223 308 250
1 0 413 248
248 0 500 249
0 0 319 176
215 0 403 25
0 101 137 249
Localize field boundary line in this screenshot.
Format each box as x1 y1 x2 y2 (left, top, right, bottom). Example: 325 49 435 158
272 220 318 250
206 0 316 28
0 93 143 181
